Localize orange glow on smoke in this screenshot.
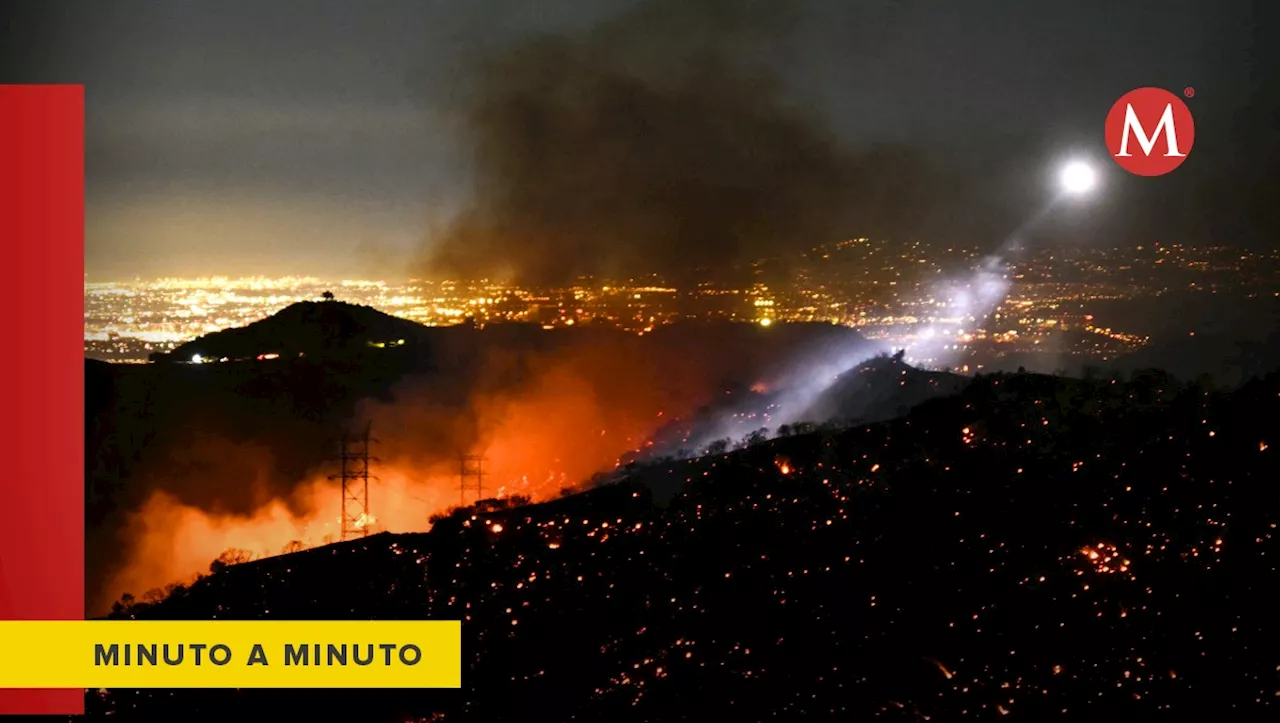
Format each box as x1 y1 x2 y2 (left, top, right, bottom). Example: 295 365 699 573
101 338 718 613
102 468 457 609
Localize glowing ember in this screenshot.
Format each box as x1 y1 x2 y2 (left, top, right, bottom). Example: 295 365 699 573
926 657 954 680
1079 542 1133 577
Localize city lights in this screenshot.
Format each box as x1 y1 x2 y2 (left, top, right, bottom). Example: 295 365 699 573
85 242 1280 369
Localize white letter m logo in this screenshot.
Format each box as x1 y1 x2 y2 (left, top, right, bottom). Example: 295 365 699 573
1116 103 1185 157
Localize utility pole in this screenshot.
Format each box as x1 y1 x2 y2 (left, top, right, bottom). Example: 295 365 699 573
331 422 378 541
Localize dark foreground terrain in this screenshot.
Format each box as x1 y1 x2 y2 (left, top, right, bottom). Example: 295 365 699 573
88 366 1280 721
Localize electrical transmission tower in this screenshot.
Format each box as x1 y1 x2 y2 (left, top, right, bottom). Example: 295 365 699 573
459 452 486 506
331 423 378 541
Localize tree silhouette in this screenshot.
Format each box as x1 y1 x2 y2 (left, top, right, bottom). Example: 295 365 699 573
321 290 335 301
209 548 254 575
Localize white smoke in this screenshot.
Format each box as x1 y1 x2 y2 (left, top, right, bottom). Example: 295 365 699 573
904 254 1012 369
675 336 889 455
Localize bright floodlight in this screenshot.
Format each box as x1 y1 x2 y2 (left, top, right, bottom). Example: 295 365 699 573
1060 160 1097 195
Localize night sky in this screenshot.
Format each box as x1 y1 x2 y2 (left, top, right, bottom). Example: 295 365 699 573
2 0 1276 281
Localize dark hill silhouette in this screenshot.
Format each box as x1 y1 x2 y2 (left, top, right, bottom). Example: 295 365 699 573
1108 328 1280 388
156 300 430 362
93 368 1280 721
801 350 972 423
636 350 964 461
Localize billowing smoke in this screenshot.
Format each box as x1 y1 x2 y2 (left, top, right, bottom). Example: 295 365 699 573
90 0 947 614
660 328 888 457
88 322 876 613
419 0 929 286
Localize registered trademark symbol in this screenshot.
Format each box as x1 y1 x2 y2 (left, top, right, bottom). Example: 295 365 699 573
1184 87 1195 98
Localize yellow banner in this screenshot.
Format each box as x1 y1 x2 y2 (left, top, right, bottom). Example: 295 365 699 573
0 620 461 689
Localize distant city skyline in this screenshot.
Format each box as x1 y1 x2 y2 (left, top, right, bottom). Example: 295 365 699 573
85 241 1280 379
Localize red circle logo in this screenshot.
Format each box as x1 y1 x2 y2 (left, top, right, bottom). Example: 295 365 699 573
1104 87 1195 177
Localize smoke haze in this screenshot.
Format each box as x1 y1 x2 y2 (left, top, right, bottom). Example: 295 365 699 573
88 321 876 613
420 0 931 286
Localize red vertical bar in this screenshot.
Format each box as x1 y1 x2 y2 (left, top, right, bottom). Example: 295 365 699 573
0 85 86 715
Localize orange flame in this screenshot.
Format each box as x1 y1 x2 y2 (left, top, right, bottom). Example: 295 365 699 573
99 343 717 613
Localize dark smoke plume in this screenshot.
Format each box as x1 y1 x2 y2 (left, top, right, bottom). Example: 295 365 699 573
421 0 929 286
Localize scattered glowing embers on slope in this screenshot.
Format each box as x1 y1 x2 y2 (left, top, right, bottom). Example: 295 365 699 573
1078 542 1133 579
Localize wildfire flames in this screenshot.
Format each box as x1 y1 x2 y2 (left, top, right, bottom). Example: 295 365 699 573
98 341 720 613
105 469 453 609
92 318 873 613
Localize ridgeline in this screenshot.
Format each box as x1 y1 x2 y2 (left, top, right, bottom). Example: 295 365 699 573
94 367 1280 721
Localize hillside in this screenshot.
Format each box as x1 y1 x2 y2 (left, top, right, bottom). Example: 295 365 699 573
93 369 1280 721
1109 329 1280 387
86 315 887 613
157 300 431 362
633 351 967 463
801 351 972 423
